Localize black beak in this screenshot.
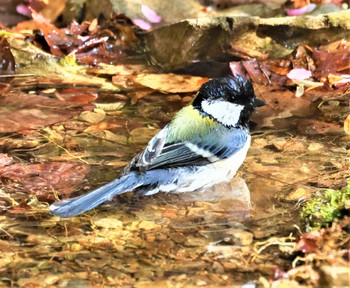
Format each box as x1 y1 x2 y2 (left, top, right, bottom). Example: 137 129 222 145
253 98 267 107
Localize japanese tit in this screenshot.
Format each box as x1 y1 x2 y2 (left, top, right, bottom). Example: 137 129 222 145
50 75 265 218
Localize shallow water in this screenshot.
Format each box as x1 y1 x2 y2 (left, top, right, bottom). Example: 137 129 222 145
0 89 348 287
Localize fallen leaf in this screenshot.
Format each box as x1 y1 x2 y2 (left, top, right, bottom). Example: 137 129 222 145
55 88 98 104
87 130 128 144
83 121 122 132
134 73 208 93
87 64 150 76
0 162 90 199
0 93 82 133
328 74 350 88
295 230 323 254
252 85 314 127
297 119 343 135
31 11 70 56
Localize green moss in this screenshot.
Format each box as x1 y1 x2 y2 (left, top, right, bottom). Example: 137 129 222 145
301 181 350 230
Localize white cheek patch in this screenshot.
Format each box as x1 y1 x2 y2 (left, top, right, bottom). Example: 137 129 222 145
201 100 244 126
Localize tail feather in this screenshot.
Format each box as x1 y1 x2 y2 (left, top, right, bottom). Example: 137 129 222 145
50 172 142 218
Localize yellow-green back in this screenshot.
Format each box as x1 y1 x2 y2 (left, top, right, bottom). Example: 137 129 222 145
167 105 217 142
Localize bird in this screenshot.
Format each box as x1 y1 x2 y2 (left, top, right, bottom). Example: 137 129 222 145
50 75 266 218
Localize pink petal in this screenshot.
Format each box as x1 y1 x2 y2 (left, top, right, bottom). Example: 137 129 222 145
141 5 162 23
287 4 317 16
133 19 152 31
16 4 32 17
287 68 312 81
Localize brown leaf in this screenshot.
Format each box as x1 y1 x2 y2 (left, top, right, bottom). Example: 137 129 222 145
133 73 208 93
31 11 70 56
83 121 122 132
295 230 323 254
252 84 314 128
0 93 83 133
312 43 350 78
54 88 98 104
87 64 151 76
297 119 343 136
0 161 90 199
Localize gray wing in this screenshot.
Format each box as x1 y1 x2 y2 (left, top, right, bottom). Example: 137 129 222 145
124 125 249 173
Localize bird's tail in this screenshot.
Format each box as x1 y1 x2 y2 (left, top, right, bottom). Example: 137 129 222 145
49 172 143 218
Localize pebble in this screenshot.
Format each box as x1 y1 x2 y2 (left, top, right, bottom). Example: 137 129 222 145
184 236 206 247
138 220 161 230
320 265 350 287
196 280 207 286
93 217 123 229
285 187 312 201
307 142 324 151
224 230 253 246
252 138 268 148
169 232 186 243
182 96 193 103
26 234 55 245
299 163 311 174
78 111 105 123
272 138 305 152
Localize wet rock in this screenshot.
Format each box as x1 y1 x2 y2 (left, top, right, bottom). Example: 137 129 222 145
62 0 205 25
143 11 350 70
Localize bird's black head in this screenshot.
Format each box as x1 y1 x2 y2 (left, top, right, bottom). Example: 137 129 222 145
192 76 265 128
